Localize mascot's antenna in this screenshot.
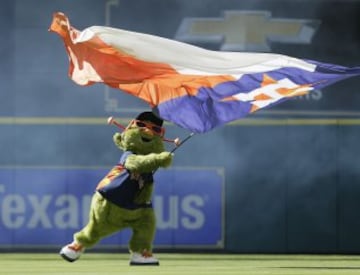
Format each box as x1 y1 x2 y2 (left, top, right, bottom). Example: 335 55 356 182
170 132 194 153
107 116 126 130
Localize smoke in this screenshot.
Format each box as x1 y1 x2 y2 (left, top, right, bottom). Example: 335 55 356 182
2 0 359 252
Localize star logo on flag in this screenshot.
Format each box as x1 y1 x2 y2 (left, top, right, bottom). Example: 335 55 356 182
222 74 313 112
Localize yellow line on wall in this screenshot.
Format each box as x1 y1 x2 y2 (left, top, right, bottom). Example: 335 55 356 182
228 118 360 126
0 117 126 125
0 117 360 126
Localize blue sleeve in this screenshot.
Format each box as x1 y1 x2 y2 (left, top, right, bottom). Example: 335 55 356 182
119 151 133 166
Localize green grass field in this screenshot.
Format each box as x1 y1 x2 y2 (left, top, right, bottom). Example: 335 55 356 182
2 253 360 275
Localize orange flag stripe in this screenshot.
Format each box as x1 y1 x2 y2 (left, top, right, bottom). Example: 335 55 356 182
49 12 236 106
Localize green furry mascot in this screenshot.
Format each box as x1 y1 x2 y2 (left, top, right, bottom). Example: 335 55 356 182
60 112 173 265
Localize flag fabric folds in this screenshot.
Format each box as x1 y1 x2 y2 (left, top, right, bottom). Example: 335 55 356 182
49 12 360 133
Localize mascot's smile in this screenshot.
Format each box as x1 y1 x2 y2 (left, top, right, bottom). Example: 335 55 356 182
141 136 152 143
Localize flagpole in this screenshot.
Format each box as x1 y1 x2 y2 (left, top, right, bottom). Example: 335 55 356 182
152 132 195 175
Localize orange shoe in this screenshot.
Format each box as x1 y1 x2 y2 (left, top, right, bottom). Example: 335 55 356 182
60 242 84 262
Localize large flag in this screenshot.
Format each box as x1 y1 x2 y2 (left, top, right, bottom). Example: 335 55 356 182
49 12 360 133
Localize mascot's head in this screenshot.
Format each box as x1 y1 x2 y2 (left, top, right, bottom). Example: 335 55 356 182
113 112 166 155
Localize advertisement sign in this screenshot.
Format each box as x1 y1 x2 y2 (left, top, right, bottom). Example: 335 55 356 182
0 167 224 248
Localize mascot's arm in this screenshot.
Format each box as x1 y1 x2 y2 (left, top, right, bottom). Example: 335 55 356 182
125 152 173 173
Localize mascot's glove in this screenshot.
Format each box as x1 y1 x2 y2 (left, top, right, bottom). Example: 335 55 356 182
156 152 173 168
125 152 173 173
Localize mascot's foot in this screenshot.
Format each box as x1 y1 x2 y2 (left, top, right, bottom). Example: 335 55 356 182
60 242 84 262
130 251 159 266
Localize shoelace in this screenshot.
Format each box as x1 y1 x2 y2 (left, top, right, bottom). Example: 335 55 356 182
68 243 83 252
141 250 153 258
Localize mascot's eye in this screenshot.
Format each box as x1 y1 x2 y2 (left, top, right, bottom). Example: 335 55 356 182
134 120 164 136
135 121 146 128
151 126 162 134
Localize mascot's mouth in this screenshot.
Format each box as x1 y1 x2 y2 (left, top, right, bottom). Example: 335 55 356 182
141 136 152 143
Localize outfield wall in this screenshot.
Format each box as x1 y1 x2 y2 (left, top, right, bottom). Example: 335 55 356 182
0 166 224 249
0 0 360 253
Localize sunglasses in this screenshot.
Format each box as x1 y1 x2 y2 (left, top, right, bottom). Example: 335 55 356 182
127 119 165 137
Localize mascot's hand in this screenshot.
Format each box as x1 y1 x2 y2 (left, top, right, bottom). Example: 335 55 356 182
113 133 122 150
125 152 173 173
157 152 173 168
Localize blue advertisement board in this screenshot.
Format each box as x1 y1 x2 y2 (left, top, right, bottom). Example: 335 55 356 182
0 167 224 249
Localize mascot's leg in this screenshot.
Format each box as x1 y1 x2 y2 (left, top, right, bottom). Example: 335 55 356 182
60 192 122 262
128 208 159 266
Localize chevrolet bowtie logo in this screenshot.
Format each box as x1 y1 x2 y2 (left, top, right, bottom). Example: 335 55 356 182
175 10 320 52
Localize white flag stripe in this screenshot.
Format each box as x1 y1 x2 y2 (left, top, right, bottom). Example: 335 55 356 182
76 26 317 76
